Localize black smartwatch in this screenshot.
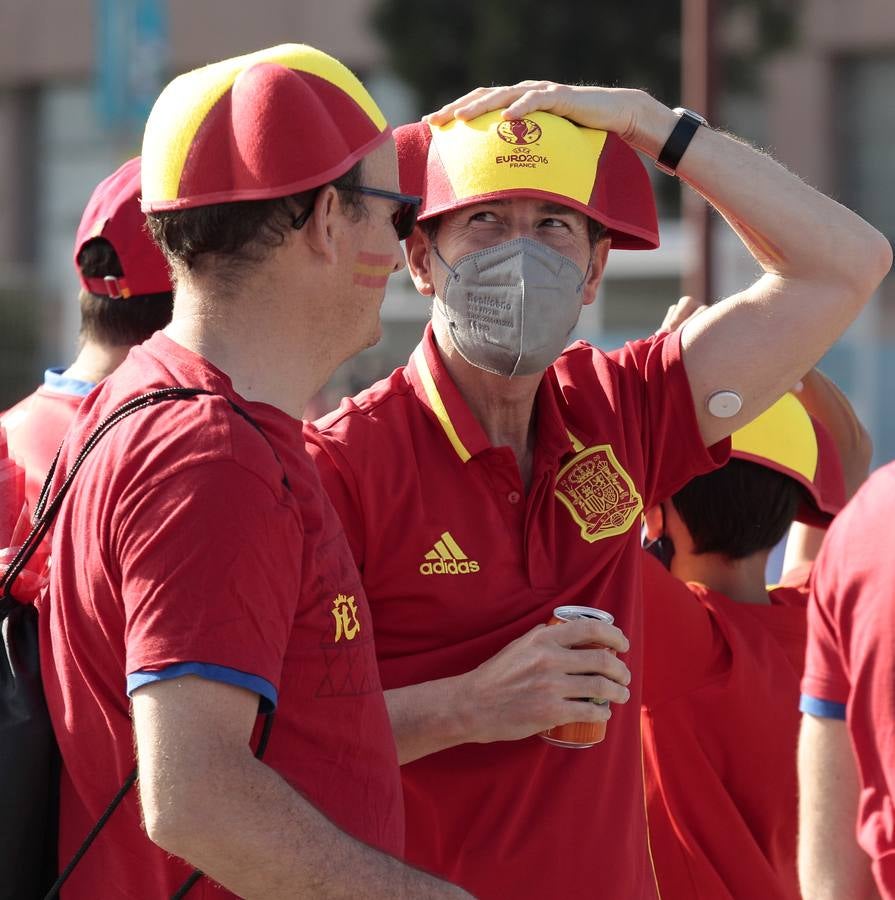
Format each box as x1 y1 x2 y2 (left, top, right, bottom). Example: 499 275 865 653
655 107 708 176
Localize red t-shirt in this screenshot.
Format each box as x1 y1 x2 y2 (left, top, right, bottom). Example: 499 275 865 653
801 461 895 898
641 552 809 900
38 334 403 898
305 324 728 899
1 371 92 515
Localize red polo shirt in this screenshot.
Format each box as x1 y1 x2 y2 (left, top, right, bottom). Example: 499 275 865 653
641 553 809 900
305 323 727 899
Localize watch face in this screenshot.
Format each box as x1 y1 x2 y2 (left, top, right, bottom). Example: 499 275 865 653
673 107 708 127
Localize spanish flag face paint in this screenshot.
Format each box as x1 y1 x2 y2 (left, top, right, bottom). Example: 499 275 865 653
141 44 390 212
353 251 394 290
395 111 659 250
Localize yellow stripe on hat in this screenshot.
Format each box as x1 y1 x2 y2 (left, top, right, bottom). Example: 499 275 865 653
731 392 818 482
142 44 387 206
429 111 607 207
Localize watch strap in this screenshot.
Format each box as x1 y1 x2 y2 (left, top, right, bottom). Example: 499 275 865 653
656 108 705 176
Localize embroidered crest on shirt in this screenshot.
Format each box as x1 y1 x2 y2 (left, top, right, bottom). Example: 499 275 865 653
332 593 361 641
554 444 643 543
419 531 480 575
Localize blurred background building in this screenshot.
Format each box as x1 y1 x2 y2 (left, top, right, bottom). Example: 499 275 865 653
0 0 893 462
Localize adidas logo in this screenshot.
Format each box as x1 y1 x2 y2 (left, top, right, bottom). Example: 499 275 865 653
419 532 480 575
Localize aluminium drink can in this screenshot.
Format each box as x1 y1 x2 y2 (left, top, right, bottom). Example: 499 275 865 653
540 605 615 749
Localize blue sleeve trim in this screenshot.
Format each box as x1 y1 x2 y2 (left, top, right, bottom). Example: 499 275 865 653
799 694 847 720
127 662 277 713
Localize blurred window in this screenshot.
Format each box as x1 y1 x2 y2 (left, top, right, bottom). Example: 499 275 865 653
838 54 895 242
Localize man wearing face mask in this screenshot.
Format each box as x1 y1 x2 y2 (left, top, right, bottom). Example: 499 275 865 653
304 82 892 899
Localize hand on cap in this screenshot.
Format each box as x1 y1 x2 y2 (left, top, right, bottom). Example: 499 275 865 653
425 81 652 145
458 618 632 745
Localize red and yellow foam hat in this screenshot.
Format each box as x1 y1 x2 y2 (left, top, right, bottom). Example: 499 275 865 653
141 44 390 212
731 392 846 527
395 111 658 249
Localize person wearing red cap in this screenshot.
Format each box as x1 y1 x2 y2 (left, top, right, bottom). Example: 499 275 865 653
305 81 891 899
798 475 895 897
639 344 871 899
37 45 465 899
0 156 173 519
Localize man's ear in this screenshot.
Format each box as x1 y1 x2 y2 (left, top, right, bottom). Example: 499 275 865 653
581 235 611 307
643 505 664 542
405 228 437 297
302 185 342 264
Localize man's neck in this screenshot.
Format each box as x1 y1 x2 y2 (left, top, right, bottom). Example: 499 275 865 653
670 551 773 605
164 310 319 421
433 324 541 488
63 341 131 385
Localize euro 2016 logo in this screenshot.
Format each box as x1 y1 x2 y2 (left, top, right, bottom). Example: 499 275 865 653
497 118 542 145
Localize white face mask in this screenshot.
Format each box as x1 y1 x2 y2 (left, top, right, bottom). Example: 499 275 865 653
433 237 589 377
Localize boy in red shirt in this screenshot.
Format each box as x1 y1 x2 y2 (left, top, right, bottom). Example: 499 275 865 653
641 365 869 900
1 157 172 515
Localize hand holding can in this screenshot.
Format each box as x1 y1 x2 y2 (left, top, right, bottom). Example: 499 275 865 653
540 606 618 749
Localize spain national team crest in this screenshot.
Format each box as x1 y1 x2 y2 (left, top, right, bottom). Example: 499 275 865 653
554 444 643 543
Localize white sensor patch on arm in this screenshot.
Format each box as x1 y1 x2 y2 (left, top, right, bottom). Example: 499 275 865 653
706 390 743 418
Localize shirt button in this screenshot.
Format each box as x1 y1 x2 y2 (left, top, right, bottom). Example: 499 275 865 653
507 490 521 504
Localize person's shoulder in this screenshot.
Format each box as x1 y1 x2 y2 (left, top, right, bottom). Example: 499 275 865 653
826 461 895 543
0 387 40 433
307 366 413 441
557 331 671 376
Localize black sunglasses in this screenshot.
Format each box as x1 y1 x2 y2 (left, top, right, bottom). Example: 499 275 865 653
292 185 422 241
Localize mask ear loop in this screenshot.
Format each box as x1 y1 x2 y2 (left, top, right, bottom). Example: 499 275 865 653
574 255 594 295
430 241 461 325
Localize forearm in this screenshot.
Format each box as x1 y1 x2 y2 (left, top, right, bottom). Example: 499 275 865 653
797 715 880 900
627 94 891 290
144 749 465 898
797 368 873 498
386 621 630 765
386 676 478 765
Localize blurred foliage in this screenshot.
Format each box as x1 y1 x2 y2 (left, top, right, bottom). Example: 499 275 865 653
372 0 800 112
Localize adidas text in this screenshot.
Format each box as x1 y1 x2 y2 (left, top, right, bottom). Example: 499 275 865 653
420 559 480 576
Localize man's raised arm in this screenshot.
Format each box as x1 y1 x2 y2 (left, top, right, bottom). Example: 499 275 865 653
428 82 893 446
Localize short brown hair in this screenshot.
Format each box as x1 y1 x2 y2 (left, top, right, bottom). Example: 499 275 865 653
77 238 173 346
145 161 366 272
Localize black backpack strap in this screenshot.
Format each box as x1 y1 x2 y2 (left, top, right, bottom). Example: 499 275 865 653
42 768 138 899
23 386 282 899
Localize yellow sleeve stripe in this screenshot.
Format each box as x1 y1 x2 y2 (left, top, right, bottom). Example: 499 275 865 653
413 345 472 463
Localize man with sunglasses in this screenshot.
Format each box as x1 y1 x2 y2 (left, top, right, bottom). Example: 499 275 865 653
38 44 464 899
305 81 891 898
